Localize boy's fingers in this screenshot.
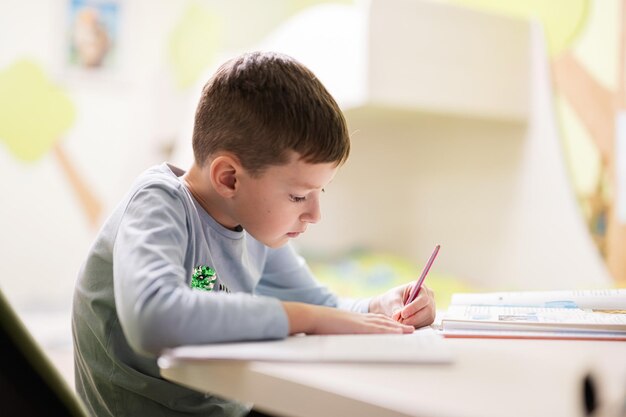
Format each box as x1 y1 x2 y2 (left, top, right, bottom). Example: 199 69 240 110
401 286 434 319
382 314 414 331
390 320 415 333
400 296 427 319
400 324 415 333
364 314 414 333
401 303 436 328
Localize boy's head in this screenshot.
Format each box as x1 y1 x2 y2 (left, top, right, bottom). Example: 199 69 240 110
191 51 350 176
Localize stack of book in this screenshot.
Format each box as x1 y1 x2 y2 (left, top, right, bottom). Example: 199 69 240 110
440 289 626 340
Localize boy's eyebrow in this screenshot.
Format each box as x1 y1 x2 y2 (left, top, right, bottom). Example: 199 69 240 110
301 182 323 190
294 181 327 190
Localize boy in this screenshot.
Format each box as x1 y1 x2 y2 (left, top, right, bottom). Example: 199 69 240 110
72 51 436 417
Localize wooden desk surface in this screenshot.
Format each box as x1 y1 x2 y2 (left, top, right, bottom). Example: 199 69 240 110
160 337 626 417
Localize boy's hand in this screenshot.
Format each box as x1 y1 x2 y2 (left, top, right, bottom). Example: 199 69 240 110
282 302 414 335
369 284 436 328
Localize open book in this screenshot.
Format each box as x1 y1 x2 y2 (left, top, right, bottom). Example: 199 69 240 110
440 289 626 340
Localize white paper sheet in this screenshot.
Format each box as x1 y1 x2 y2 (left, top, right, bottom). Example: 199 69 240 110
159 327 453 364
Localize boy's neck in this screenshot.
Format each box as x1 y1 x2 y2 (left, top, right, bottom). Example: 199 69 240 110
182 164 240 231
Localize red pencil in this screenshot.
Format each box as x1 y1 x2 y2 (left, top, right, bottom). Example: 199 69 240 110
405 245 440 305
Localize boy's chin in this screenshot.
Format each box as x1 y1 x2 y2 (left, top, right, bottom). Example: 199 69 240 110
261 236 291 249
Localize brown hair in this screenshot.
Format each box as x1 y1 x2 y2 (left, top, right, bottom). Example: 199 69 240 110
191 51 350 176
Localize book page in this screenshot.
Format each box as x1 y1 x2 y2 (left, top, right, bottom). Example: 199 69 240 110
450 289 626 310
442 305 626 332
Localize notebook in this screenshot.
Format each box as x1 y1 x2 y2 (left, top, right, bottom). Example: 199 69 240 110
160 327 453 364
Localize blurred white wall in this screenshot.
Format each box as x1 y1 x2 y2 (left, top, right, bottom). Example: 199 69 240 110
255 0 611 290
1 0 179 310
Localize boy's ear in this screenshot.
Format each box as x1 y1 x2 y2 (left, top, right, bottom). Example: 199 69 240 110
209 154 240 198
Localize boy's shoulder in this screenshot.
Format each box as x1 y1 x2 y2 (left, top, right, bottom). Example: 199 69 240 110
129 162 186 195
115 162 191 215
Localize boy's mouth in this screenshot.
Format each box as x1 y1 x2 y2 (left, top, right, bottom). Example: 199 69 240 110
287 230 305 238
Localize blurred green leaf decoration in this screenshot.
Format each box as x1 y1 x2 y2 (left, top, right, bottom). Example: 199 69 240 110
168 2 222 89
0 60 76 162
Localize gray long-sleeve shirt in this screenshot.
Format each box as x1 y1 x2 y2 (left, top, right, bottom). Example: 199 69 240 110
72 163 368 417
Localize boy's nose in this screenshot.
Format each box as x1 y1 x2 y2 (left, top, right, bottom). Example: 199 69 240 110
301 200 321 224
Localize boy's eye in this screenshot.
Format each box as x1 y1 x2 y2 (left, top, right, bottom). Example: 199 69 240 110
289 194 306 203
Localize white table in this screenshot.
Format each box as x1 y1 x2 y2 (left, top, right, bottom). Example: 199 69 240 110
160 337 626 417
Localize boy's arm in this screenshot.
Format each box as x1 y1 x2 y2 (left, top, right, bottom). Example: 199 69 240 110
280 301 413 335
113 185 290 356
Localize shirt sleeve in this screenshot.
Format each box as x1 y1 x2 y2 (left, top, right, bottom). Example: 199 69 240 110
255 244 370 313
113 184 289 357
